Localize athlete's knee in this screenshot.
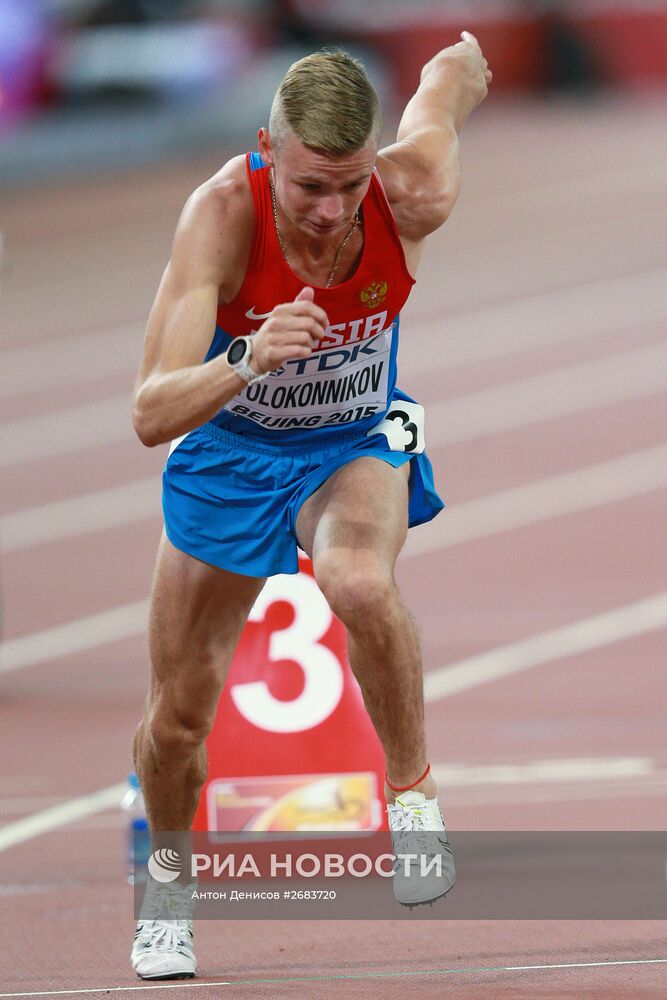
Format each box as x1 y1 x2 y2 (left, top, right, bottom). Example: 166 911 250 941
145 697 213 761
144 656 221 760
315 548 395 623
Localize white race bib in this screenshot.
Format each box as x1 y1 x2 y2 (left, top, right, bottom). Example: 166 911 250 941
224 321 394 432
368 400 425 454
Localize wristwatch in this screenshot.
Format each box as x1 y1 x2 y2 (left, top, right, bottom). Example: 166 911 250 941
225 335 265 385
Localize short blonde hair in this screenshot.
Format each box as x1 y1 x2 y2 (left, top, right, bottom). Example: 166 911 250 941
269 49 381 155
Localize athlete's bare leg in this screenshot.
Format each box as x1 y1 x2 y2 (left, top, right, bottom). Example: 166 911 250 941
133 533 265 834
296 457 437 804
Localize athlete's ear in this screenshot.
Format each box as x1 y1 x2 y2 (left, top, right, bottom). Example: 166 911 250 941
258 128 273 165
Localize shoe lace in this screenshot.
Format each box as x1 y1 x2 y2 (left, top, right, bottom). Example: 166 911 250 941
390 801 445 863
141 919 191 953
390 803 428 832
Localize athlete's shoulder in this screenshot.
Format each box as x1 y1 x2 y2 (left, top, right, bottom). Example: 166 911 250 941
181 154 253 234
167 155 254 301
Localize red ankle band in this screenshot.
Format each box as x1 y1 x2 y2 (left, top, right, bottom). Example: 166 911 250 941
385 763 431 793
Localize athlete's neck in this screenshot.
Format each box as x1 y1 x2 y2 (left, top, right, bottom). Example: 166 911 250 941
273 199 364 287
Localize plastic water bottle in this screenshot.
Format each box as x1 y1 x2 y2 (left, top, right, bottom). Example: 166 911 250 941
121 772 151 884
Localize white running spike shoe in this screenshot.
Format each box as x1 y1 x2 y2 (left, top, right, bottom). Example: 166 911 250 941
386 791 456 907
131 878 196 980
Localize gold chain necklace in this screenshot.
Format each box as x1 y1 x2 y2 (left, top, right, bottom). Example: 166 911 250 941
268 169 359 289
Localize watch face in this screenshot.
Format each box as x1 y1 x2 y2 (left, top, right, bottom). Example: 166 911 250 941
228 338 248 365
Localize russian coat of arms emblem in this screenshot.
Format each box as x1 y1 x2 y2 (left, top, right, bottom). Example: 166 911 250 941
360 280 388 309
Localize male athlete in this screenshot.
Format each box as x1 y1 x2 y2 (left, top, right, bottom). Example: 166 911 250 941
130 32 491 979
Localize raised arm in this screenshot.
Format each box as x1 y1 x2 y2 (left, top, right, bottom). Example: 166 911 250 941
377 31 492 243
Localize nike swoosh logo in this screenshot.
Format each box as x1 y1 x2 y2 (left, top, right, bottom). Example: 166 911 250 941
244 307 273 321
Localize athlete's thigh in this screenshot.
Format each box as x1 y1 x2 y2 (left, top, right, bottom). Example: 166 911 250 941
296 456 410 567
149 531 266 685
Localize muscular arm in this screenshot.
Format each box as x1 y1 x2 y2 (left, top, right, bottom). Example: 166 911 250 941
132 158 329 447
132 158 251 446
377 31 492 243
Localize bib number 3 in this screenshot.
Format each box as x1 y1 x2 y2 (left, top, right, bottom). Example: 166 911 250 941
367 400 426 454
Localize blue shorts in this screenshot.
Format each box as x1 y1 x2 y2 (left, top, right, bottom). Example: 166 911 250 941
163 421 444 578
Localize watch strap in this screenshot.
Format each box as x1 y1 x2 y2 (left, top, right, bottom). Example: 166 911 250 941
227 335 265 386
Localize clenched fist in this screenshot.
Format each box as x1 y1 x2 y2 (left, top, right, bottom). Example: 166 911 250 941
251 286 329 376
423 30 493 129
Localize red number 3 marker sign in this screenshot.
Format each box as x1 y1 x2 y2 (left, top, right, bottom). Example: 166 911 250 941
192 556 386 834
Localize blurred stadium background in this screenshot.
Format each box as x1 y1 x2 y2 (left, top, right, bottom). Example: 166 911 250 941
2 0 666 182
1 1 667 996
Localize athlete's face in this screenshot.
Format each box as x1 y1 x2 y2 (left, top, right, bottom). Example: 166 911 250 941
258 127 376 239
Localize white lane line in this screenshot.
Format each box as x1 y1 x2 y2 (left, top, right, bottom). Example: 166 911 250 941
1 596 665 852
0 783 126 853
401 265 667 376
0 601 148 674
2 478 160 553
3 336 667 469
0 395 131 468
427 340 667 447
502 958 667 972
404 442 667 558
435 779 667 810
431 756 655 787
1 959 666 996
0 982 230 997
423 591 667 702
5 441 667 554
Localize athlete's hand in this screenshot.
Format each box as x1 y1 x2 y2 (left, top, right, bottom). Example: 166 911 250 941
459 31 493 84
251 286 329 375
423 30 492 127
